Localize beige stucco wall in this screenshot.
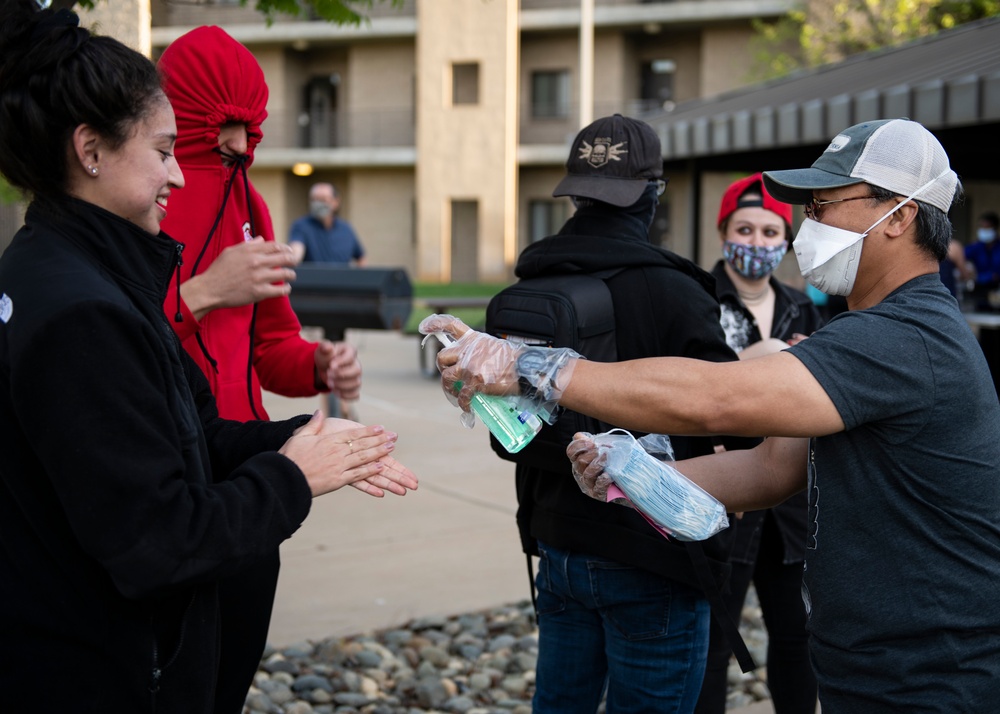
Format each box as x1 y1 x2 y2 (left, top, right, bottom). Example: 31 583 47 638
347 41 414 114
344 169 416 269
700 23 759 96
80 0 150 55
659 32 702 104
518 33 577 145
662 173 694 260
249 168 289 242
415 0 519 283
517 166 572 260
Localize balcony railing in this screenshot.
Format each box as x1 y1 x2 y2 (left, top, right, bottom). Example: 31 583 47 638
152 0 415 28
261 107 416 149
522 0 676 6
520 99 670 144
252 99 664 152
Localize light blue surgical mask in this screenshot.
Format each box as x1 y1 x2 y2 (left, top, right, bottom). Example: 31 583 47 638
978 227 997 244
593 429 729 542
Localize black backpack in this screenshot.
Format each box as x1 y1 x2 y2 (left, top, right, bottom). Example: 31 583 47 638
485 268 756 673
486 270 621 469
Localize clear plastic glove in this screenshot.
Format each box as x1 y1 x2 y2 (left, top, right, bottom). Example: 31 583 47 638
593 430 728 542
418 313 580 415
569 430 728 541
568 432 677 502
567 432 616 502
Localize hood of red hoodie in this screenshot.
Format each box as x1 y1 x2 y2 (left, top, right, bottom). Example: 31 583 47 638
158 25 267 169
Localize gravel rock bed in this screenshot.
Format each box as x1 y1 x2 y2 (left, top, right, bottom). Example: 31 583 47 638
245 593 773 714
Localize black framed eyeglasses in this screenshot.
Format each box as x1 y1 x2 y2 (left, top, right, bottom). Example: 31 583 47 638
803 194 875 221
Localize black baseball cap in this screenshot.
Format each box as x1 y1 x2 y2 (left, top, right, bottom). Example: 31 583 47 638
552 114 664 207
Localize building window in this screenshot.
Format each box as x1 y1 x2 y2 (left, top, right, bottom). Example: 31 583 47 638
531 70 570 119
450 200 479 282
640 59 675 113
301 74 339 148
528 200 570 243
452 62 479 106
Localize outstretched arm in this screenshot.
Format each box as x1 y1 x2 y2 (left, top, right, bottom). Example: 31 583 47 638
426 315 844 440
562 351 842 438
568 433 808 513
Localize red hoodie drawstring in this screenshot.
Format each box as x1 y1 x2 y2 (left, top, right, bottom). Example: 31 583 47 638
235 157 263 421
173 243 185 323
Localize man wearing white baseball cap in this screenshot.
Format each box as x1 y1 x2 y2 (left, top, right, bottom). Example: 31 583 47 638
427 118 1000 712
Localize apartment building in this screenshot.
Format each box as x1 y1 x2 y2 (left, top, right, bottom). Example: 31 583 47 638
139 0 793 282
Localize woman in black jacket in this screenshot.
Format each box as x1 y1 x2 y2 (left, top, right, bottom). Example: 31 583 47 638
695 174 820 714
0 4 416 712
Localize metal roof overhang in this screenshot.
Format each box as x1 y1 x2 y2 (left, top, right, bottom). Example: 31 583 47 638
643 17 1000 181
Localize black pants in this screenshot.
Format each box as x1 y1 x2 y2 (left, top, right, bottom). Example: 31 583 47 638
695 513 816 714
213 551 281 714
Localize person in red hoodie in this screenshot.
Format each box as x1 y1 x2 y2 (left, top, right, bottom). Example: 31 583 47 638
157 26 362 713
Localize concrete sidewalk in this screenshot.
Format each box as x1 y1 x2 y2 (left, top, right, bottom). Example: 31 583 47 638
263 328 529 645
262 328 782 714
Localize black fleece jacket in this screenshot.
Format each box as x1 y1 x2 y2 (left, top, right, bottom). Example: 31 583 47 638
710 261 822 566
0 196 312 713
492 193 754 591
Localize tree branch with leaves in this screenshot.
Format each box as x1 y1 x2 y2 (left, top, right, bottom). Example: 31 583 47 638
749 0 1000 82
52 0 402 26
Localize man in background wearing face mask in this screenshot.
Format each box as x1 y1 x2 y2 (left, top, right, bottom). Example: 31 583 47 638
289 182 367 267
964 210 1000 309
429 118 1000 712
698 174 820 714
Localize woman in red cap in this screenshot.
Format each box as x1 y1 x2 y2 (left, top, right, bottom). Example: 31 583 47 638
695 173 821 714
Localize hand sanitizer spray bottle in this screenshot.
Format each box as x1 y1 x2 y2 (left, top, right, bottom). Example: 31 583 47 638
423 331 543 453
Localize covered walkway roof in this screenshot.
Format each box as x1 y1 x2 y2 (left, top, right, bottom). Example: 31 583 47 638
645 16 1000 180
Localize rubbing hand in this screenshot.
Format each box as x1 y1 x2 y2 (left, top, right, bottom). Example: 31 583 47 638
279 412 417 497
183 237 297 319
315 341 363 400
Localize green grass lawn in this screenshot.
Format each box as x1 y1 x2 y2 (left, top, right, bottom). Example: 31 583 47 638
406 281 511 333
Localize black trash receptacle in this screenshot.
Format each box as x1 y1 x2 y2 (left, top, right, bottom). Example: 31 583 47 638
288 264 413 341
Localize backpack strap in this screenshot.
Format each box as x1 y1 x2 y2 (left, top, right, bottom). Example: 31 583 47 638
525 553 538 620
684 541 757 673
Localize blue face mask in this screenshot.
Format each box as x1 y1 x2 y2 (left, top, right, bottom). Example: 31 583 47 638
978 228 997 244
723 241 787 281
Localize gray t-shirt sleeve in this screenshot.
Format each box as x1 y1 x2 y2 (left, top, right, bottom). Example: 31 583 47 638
788 310 934 437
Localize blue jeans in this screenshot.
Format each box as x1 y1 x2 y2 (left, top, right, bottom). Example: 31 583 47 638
533 541 711 714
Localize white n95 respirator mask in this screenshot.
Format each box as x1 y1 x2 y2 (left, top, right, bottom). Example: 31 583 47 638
793 169 951 297
792 219 866 296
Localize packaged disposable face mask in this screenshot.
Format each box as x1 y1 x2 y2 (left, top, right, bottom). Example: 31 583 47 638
593 430 728 542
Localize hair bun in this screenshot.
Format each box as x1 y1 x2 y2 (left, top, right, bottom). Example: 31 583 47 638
31 7 79 39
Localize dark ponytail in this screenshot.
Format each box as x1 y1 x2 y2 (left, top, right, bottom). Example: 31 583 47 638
0 0 163 199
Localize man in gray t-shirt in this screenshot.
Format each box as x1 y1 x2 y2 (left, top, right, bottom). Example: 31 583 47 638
788 277 1000 708
431 119 1000 712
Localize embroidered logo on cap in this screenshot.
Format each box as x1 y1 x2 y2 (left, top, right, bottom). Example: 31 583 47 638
578 137 627 168
825 134 851 153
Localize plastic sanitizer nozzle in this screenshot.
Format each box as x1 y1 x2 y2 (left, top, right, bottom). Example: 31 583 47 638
422 330 543 454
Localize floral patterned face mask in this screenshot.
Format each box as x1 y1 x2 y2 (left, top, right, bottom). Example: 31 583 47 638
723 241 787 281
